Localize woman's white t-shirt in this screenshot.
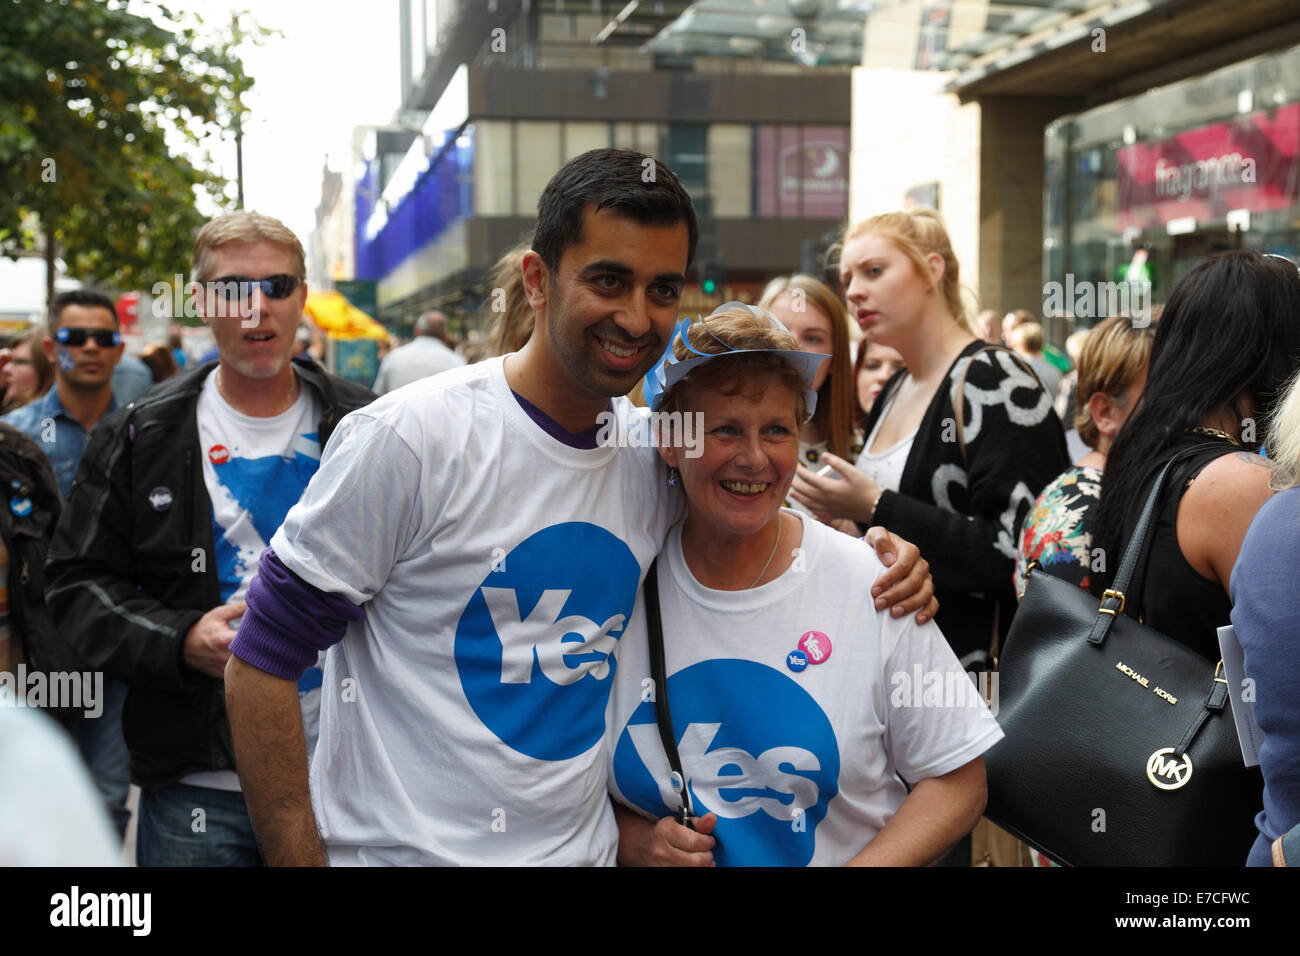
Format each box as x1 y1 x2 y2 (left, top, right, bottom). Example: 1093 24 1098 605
606 510 1003 866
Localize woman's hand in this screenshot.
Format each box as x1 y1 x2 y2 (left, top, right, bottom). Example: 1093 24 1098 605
790 453 880 524
863 527 937 625
615 803 717 866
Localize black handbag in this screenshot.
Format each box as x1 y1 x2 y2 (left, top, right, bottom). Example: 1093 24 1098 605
985 445 1261 866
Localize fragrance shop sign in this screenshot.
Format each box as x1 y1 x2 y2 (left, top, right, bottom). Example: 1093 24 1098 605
1117 103 1299 231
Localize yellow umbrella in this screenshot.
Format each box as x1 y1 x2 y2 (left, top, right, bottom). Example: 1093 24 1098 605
303 290 389 341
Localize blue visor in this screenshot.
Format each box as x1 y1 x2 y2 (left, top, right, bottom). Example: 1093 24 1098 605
643 302 828 422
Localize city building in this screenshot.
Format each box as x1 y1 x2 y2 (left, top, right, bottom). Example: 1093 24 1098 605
847 0 1300 340
336 0 866 336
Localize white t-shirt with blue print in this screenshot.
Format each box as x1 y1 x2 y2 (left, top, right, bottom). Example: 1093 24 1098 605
607 511 1005 866
184 371 325 792
270 358 678 865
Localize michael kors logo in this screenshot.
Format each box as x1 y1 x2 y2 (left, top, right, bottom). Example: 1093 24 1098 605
1146 747 1193 790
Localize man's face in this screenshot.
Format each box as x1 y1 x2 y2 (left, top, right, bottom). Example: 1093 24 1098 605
526 206 689 400
196 240 306 380
45 304 122 392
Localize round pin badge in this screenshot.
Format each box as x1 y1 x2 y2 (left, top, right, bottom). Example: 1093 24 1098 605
9 496 32 517
148 487 173 512
786 649 809 672
798 630 832 664
208 444 230 465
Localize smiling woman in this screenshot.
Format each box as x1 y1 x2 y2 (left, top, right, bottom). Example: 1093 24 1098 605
605 303 1002 867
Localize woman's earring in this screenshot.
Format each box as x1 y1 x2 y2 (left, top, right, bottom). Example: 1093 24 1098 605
667 467 680 488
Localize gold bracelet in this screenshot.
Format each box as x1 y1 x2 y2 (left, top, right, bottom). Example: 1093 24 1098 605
867 491 882 526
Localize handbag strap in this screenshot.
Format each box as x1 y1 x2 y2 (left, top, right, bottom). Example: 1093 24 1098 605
1086 443 1222 646
644 558 695 825
1173 663 1230 758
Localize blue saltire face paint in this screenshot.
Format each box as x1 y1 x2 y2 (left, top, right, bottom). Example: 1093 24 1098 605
56 347 76 372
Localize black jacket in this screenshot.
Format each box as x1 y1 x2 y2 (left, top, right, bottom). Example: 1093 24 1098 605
861 341 1069 665
0 423 79 730
44 357 374 791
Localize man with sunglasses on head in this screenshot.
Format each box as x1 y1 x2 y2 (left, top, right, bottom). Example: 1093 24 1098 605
44 211 374 865
3 288 132 839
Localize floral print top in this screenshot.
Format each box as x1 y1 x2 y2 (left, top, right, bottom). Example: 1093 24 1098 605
1014 465 1102 599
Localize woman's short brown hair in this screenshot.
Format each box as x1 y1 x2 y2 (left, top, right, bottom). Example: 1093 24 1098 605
1074 315 1156 449
657 306 808 424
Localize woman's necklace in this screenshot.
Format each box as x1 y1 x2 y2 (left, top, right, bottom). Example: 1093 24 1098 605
1185 426 1241 447
748 515 783 589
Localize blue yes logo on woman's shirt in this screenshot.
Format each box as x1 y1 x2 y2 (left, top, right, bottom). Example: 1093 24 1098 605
455 522 641 762
613 658 840 866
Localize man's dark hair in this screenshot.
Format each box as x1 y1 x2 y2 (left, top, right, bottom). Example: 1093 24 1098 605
532 148 699 275
49 289 119 336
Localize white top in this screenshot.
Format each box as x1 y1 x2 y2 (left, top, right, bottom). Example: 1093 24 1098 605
272 357 680 865
0 707 122 865
606 511 1003 866
855 387 916 493
188 371 324 790
372 336 465 394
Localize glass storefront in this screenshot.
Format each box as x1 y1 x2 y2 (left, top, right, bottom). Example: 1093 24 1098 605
1044 44 1300 326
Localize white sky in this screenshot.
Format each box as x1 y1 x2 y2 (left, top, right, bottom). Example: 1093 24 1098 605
158 0 402 241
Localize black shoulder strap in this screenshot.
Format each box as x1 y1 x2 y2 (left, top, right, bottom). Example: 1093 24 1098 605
1086 443 1220 646
645 558 695 825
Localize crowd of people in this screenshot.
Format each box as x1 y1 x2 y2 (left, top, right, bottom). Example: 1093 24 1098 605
2 146 1297 868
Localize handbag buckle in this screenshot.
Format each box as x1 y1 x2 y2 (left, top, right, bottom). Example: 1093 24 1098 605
1098 588 1126 617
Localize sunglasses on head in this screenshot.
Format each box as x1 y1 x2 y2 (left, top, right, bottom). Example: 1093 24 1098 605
55 327 122 348
204 274 301 301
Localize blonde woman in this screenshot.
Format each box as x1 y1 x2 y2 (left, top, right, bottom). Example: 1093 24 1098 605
791 208 1068 667
485 240 535 357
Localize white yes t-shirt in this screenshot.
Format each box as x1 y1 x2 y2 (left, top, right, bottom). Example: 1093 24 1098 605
271 358 679 866
607 510 1004 866
188 372 325 791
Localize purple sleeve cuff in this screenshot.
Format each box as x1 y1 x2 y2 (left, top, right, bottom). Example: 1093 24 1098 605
231 547 366 680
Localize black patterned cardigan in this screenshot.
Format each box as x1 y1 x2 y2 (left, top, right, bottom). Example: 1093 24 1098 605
859 340 1070 666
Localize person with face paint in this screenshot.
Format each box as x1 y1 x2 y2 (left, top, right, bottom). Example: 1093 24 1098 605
2 290 124 498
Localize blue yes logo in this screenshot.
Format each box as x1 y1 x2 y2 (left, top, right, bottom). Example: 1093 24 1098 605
613 659 839 866
455 522 640 761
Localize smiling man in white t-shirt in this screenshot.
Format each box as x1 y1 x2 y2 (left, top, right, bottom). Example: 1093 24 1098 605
224 149 936 866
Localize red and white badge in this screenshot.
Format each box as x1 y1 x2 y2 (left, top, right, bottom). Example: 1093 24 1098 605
208 444 230 465
798 630 832 664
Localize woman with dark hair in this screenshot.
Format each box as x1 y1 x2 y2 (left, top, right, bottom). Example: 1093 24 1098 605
1090 250 1300 663
852 338 906 428
140 341 179 384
